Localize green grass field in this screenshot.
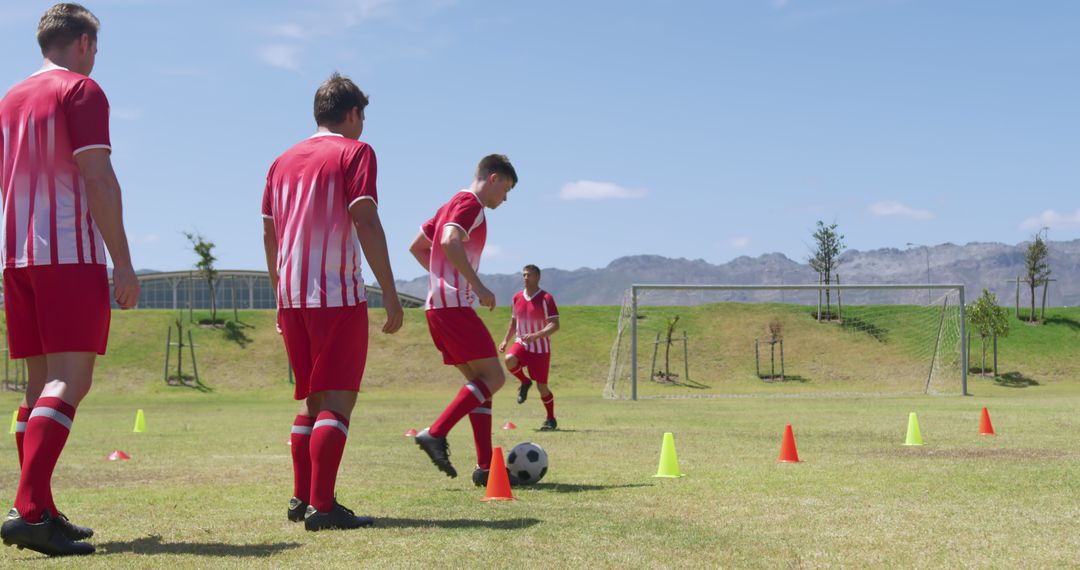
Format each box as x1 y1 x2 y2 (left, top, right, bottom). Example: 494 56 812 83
1 307 1079 567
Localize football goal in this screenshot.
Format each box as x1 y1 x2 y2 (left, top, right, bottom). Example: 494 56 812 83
605 284 968 400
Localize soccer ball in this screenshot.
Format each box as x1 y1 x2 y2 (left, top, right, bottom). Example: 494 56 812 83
506 441 548 484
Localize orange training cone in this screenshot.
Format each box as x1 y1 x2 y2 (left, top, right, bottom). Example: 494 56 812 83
404 428 418 437
979 407 995 436
481 446 515 501
778 424 800 463
502 421 517 430
107 450 131 461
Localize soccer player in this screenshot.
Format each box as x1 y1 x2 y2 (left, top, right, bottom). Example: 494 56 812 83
0 4 140 557
408 155 519 487
499 265 560 431
262 73 403 531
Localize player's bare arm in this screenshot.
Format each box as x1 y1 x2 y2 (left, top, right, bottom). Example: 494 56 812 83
74 148 139 309
521 318 560 344
441 225 495 309
262 218 279 292
499 316 517 352
409 231 432 272
351 199 403 334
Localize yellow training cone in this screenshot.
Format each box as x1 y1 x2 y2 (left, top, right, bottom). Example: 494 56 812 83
654 432 685 477
9 410 17 435
903 412 924 446
133 409 146 433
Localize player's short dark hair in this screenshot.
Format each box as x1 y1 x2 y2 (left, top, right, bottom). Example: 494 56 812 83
476 154 518 186
314 73 369 126
37 3 99 54
523 264 541 277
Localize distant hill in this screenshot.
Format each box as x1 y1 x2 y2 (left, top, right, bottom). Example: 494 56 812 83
394 240 1080 306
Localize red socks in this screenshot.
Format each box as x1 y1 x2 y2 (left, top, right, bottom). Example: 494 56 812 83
541 393 555 420
309 411 349 513
14 405 29 466
14 397 75 523
468 400 493 469
290 415 315 502
430 380 492 438
508 363 530 384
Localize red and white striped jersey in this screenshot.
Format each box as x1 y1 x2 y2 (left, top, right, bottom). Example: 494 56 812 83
0 64 110 268
512 289 559 353
421 190 486 310
262 133 377 308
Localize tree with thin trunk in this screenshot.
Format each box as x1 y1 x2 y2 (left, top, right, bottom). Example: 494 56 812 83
968 289 1008 376
185 231 219 325
1024 234 1050 323
808 221 845 321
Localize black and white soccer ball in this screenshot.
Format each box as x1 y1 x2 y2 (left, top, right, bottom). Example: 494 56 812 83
506 441 548 484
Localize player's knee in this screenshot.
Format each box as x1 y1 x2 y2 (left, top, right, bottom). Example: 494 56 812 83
538 384 552 397
505 354 520 370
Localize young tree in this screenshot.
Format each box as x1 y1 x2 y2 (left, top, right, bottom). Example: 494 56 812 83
808 221 845 321
184 231 219 325
968 289 1009 376
1024 234 1050 323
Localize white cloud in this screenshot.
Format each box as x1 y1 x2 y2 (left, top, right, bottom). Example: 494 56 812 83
1019 209 1080 231
559 180 647 201
868 200 934 220
482 244 504 259
268 23 308 40
258 44 302 71
137 234 160 245
729 236 752 249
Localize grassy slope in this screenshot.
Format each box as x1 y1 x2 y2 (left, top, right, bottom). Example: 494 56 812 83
22 304 1080 398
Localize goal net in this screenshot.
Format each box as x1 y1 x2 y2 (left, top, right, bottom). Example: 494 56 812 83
605 284 967 399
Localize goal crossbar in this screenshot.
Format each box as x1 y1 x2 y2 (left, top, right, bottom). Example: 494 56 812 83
626 283 968 399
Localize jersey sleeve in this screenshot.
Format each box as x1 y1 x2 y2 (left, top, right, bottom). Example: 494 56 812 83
345 144 378 208
64 78 111 154
544 293 560 319
421 215 436 242
261 172 274 219
444 198 484 237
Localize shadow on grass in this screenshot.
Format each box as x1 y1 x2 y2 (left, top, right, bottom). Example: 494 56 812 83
376 517 540 530
522 482 653 493
760 375 810 384
98 535 301 557
166 375 213 393
223 320 253 348
994 371 1039 388
1044 315 1080 331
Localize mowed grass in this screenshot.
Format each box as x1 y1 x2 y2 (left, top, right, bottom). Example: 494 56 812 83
1 307 1080 566
0 385 1079 568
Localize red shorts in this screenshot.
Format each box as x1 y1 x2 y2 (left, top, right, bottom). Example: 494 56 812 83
3 264 111 358
425 307 497 365
279 305 368 400
506 342 552 384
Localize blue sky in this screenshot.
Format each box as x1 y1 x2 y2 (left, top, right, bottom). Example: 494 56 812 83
2 0 1077 281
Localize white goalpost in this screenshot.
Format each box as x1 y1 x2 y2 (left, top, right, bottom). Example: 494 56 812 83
605 283 968 400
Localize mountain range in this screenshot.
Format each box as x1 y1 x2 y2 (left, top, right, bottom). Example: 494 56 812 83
393 240 1080 307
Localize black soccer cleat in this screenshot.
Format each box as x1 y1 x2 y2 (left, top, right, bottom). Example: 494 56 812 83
471 466 523 488
54 512 93 541
415 429 457 478
539 417 558 431
1 510 95 557
5 509 93 541
517 381 533 404
287 497 308 523
303 502 374 531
